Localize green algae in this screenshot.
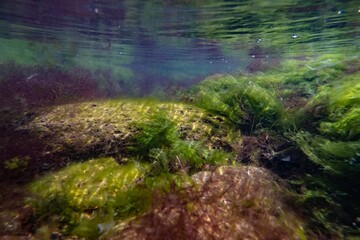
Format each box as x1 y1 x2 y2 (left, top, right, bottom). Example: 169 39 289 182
27 157 197 239
298 72 360 127
27 158 151 238
4 54 360 238
319 108 360 141
290 132 360 175
181 54 360 237
130 111 231 173
3 156 29 170
191 74 287 132
284 63 360 237
130 110 180 159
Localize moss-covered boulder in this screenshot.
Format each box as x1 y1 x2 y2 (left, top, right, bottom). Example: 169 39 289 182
27 158 152 239
28 160 307 239
1 99 239 176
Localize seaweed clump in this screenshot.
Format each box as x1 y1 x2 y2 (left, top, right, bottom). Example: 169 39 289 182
130 111 231 173
189 74 288 133
288 73 360 236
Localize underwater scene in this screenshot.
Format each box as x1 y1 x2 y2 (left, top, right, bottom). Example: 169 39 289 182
0 0 359 239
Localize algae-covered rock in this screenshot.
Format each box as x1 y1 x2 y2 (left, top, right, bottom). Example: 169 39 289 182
27 157 198 239
17 99 238 161
28 158 149 212
106 166 305 240
28 158 151 238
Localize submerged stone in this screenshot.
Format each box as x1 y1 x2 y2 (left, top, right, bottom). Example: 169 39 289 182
18 99 238 160
27 158 151 238
106 166 305 240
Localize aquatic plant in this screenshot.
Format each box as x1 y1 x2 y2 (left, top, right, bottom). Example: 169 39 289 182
130 110 180 158
245 54 360 110
130 112 231 173
286 73 360 236
191 74 287 132
319 108 360 141
290 131 360 175
297 73 360 130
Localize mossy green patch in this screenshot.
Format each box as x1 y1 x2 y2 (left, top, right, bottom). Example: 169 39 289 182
28 158 149 212
243 54 360 104
290 132 360 175
130 112 232 173
27 158 151 238
190 74 288 132
27 157 198 239
319 108 360 141
285 67 360 236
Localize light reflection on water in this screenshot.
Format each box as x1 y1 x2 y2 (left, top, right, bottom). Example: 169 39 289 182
0 0 359 97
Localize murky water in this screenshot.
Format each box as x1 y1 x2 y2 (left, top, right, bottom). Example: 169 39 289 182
1 0 359 97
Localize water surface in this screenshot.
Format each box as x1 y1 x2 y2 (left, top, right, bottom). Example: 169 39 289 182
1 0 359 97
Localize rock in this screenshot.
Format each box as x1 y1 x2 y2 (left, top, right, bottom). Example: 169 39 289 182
106 166 305 240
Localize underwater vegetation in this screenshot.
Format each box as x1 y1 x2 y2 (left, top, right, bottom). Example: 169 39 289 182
130 111 231 173
27 158 151 239
190 74 287 132
185 53 360 237
2 0 360 238
1 53 360 239
287 72 360 236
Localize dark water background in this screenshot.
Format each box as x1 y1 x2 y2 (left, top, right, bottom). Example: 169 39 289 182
0 0 359 97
